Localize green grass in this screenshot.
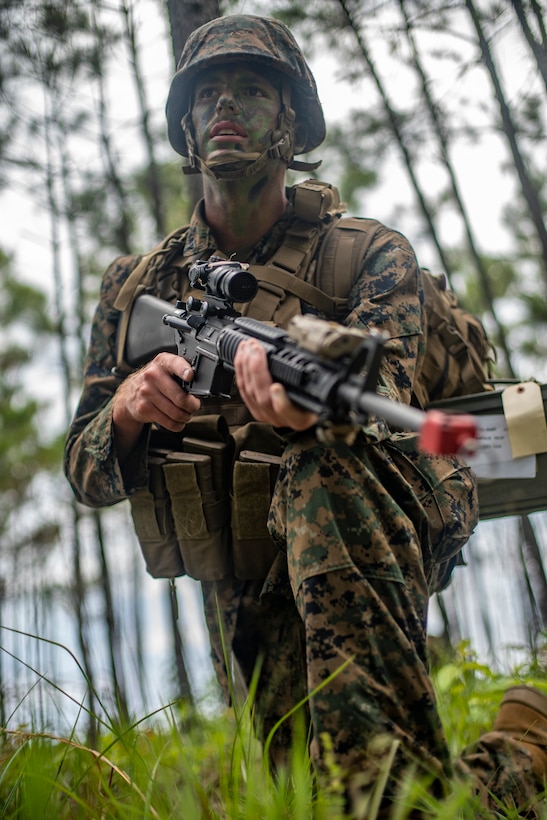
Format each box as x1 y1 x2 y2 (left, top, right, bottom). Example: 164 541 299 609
0 641 546 818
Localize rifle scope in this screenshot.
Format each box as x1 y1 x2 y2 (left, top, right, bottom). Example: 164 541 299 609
188 258 258 304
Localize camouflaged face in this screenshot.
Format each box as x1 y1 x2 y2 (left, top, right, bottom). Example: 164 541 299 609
166 15 326 157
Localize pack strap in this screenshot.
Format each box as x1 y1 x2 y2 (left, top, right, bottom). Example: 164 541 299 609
113 225 189 313
316 217 382 306
114 227 201 373
243 226 324 321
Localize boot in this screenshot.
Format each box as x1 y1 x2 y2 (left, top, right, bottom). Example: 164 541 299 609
493 685 547 783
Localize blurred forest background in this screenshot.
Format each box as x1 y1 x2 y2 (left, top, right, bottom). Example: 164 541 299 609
1 0 546 739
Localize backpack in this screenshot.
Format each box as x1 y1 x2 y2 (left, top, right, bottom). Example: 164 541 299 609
310 211 496 407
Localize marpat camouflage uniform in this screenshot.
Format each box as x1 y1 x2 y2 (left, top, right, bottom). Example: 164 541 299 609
64 187 538 814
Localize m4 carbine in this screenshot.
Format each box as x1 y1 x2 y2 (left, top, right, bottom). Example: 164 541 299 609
121 258 477 455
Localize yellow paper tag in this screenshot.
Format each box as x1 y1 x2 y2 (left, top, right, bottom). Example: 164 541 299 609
501 382 547 458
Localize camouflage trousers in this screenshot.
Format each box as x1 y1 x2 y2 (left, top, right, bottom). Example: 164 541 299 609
200 433 539 814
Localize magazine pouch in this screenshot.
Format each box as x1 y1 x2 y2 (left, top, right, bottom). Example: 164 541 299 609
130 416 233 581
231 449 282 580
129 453 186 579
162 449 231 581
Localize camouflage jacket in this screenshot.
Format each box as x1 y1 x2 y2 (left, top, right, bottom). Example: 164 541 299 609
64 189 426 508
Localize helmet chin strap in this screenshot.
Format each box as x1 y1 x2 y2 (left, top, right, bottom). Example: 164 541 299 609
181 78 321 180
183 133 290 180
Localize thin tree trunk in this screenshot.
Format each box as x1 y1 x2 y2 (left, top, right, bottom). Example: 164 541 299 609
510 0 547 93
0 579 5 728
167 581 193 704
164 0 220 211
91 5 133 255
516 534 541 653
120 0 166 238
71 506 98 744
94 511 130 723
399 0 516 378
56 121 131 726
132 541 147 707
165 0 220 64
43 86 98 743
519 514 547 628
337 0 455 280
465 0 547 286
530 0 547 44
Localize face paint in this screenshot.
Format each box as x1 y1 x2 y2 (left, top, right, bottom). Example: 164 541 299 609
191 65 282 168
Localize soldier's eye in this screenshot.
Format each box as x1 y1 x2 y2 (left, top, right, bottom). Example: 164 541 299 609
196 86 217 100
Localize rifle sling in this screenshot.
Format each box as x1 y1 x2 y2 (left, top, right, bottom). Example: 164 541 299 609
247 264 339 315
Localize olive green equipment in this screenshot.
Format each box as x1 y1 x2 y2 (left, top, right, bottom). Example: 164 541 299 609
119 257 482 584
112 179 500 583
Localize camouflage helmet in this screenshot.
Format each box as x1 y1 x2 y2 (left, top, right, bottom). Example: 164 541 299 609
166 14 326 161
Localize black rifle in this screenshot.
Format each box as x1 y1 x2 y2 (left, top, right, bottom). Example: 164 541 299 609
121 258 477 453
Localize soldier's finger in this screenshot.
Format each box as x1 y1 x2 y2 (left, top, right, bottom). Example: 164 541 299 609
270 384 318 430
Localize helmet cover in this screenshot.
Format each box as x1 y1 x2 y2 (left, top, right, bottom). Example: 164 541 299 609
166 14 326 159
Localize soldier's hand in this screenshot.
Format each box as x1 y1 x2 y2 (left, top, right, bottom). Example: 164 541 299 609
234 339 318 431
112 352 201 460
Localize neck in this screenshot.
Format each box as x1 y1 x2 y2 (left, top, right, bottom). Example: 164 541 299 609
202 165 288 255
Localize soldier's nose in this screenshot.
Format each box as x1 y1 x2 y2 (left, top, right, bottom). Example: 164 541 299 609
216 92 239 113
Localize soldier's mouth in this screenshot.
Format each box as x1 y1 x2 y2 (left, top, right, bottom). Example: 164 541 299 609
210 120 247 139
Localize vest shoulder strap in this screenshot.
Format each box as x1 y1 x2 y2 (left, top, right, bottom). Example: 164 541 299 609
315 216 382 311
113 225 192 312
240 179 347 322
243 182 381 320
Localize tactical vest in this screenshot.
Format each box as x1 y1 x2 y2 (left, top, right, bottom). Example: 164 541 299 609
115 179 494 407
114 179 487 587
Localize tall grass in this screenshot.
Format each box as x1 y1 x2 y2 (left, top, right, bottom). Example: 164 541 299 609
0 637 546 818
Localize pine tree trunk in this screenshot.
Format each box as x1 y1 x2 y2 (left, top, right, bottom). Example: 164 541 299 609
120 0 166 238
44 89 98 743
465 0 547 286
167 581 194 704
91 5 133 255
166 0 220 64
94 511 130 723
510 0 547 92
398 0 516 379
337 0 454 280
519 514 547 629
164 0 221 211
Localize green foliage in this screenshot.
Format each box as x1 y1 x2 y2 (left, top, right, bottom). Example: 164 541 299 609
522 293 547 325
321 123 378 213
448 252 518 313
69 173 138 256
0 706 328 818
0 249 54 333
132 161 194 238
434 640 547 759
0 250 64 537
0 642 546 818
